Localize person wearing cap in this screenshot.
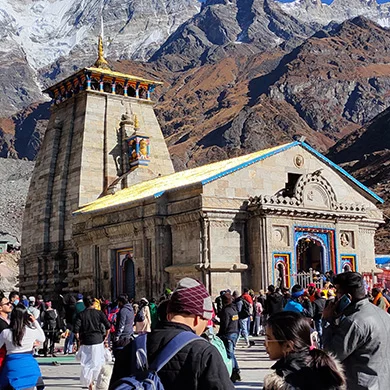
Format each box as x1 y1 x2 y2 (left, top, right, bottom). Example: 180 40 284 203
75 293 86 314
27 297 41 324
110 277 234 390
322 272 390 390
283 285 313 318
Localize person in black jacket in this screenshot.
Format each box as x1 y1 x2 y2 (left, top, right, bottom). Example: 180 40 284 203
74 296 111 390
265 285 284 317
109 277 234 390
312 290 326 345
217 292 240 383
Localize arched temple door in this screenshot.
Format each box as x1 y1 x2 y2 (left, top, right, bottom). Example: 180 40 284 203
273 254 291 288
123 256 136 300
296 235 326 273
115 249 136 299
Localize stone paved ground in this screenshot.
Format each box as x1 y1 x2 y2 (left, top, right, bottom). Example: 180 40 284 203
38 336 273 389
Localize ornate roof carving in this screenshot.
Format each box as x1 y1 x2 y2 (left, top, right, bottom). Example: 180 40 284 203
249 171 366 214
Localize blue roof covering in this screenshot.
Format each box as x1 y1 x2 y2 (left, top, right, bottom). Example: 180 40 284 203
376 256 390 265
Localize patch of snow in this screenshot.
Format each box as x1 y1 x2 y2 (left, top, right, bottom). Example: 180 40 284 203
0 0 200 70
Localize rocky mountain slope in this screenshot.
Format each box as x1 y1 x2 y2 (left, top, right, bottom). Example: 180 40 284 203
280 0 390 28
0 253 19 294
150 0 319 71
0 0 200 116
0 158 35 244
4 16 390 166
327 106 390 253
2 1 390 249
150 17 390 169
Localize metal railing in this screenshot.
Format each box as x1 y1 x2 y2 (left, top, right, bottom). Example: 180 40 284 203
296 268 324 289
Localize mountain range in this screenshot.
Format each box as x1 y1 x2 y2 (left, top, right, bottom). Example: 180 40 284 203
1 0 390 250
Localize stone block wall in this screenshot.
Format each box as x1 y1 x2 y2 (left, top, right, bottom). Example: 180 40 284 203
21 88 176 296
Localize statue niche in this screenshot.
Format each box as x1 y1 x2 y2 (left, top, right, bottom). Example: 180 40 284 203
125 114 150 170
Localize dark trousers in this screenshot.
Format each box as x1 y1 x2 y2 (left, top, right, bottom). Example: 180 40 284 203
43 331 56 355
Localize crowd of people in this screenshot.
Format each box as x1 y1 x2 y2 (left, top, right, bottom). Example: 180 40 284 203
214 272 390 390
0 271 388 389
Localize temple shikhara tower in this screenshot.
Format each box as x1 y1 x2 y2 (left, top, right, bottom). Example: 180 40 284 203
21 38 384 299
20 37 173 295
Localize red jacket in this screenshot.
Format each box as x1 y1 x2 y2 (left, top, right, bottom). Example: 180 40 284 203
241 293 253 305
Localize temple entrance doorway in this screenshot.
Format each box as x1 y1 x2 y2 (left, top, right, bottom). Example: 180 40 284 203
115 248 136 300
296 236 325 274
123 255 135 300
294 227 336 288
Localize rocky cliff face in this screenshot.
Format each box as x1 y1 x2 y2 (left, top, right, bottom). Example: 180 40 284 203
327 106 390 254
0 158 35 244
150 0 319 71
0 0 200 116
279 0 390 28
265 17 390 139
2 1 390 248
4 16 390 166
151 17 390 169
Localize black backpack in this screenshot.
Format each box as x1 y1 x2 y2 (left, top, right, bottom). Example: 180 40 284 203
238 299 251 319
111 332 200 390
135 307 145 323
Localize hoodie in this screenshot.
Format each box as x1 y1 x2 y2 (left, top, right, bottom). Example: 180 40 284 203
265 293 284 315
115 303 134 339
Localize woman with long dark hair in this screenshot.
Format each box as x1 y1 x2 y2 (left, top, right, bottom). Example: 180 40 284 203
0 303 45 390
263 311 346 390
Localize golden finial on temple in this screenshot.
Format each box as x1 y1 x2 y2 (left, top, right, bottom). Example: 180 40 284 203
94 35 111 70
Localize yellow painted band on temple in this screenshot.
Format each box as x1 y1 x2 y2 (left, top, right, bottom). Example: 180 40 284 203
75 143 291 214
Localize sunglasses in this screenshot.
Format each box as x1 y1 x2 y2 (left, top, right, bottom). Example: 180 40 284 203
0 302 12 306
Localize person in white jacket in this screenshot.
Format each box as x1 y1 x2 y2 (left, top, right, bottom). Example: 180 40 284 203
0 304 46 389
134 298 151 334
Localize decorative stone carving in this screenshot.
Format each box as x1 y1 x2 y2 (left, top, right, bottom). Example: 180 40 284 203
339 231 354 249
272 225 289 246
294 154 304 168
295 173 337 210
303 183 330 209
249 172 367 217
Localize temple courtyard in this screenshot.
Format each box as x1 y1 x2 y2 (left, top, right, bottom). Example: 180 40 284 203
38 336 271 389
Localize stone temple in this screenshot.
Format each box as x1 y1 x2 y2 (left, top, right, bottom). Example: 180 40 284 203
20 39 384 299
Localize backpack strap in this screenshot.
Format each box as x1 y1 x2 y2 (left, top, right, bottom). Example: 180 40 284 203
149 331 201 372
133 333 148 371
